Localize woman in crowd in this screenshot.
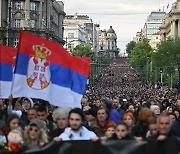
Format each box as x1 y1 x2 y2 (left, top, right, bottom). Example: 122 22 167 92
0 114 22 137
24 118 48 147
110 122 133 140
49 107 71 140
101 123 116 141
122 111 135 134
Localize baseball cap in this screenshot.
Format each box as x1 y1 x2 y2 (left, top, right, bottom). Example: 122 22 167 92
29 119 46 129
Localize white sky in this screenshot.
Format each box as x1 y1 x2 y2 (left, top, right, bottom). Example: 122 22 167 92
62 0 176 52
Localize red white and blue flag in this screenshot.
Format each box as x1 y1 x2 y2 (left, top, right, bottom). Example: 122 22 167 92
12 32 90 108
0 45 17 98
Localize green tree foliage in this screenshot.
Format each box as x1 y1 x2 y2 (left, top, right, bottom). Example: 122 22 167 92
126 41 136 54
130 39 152 73
70 44 95 58
153 37 180 85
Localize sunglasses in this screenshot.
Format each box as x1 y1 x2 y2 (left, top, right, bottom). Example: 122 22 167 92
29 127 39 132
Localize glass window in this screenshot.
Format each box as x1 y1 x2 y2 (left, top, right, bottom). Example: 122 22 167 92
14 19 21 28
29 20 36 28
68 33 74 38
15 1 24 10
13 38 19 48
30 2 38 11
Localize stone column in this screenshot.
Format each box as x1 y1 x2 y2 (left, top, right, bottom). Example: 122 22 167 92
25 0 30 27
38 1 43 28
178 19 180 37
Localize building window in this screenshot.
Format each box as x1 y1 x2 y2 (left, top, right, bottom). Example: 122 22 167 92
14 1 24 10
29 20 36 28
30 2 38 11
68 43 74 49
13 38 19 48
14 19 22 28
68 33 74 38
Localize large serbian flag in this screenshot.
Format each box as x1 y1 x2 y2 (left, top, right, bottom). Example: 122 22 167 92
0 45 17 98
12 32 90 108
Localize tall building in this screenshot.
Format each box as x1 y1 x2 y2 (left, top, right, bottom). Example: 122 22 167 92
63 14 99 52
0 0 65 47
143 11 166 40
99 26 117 59
160 0 180 40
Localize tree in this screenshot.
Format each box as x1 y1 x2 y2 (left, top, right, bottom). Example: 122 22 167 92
152 38 180 92
70 44 95 58
126 41 136 55
130 39 152 75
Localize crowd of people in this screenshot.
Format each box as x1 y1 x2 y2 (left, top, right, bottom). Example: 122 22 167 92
0 58 180 153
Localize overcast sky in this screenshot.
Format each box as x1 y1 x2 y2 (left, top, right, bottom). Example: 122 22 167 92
62 0 176 52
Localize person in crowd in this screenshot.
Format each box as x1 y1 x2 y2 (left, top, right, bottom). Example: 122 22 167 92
146 116 158 138
150 104 160 118
168 113 177 124
101 123 116 141
24 118 48 147
146 114 180 154
27 108 37 123
49 107 71 140
54 108 98 141
131 108 153 141
0 114 22 137
36 105 56 133
90 107 114 137
173 108 180 119
112 97 124 119
84 108 96 126
122 111 136 134
110 122 134 140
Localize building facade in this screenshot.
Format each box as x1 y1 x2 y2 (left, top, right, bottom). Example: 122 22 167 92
63 15 99 52
99 26 117 59
143 11 165 40
0 0 65 47
160 0 180 40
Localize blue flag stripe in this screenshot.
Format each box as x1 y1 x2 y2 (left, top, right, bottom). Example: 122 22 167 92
0 63 13 81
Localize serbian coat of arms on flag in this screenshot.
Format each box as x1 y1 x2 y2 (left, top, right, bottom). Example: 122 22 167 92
27 44 51 90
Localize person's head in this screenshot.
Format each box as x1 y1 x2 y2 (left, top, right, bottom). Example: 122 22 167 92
122 112 135 128
68 108 85 131
6 114 21 133
94 99 102 108
52 107 71 129
148 116 158 136
85 108 96 122
14 100 23 111
166 106 173 113
168 113 177 124
173 109 180 119
22 98 32 110
150 105 160 116
27 108 37 122
112 98 120 109
115 122 129 139
81 97 89 108
96 107 109 123
127 104 135 112
24 118 48 145
36 106 48 121
175 100 180 110
138 108 153 125
157 114 172 135
105 123 116 138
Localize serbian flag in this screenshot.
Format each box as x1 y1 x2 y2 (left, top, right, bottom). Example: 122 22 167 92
0 45 17 98
12 31 90 108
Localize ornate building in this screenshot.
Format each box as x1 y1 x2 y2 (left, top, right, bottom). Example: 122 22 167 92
0 0 65 47
160 0 180 40
99 26 117 59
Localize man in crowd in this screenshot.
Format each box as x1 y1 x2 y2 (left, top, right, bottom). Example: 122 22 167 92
54 108 98 141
